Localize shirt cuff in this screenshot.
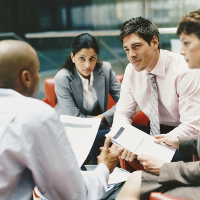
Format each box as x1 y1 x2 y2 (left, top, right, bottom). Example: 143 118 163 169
94 163 110 183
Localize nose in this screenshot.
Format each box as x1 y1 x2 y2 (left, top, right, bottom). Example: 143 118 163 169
85 60 91 68
129 49 136 57
180 45 185 56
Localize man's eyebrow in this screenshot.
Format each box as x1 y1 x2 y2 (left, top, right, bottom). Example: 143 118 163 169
123 45 128 49
131 43 141 46
123 43 141 49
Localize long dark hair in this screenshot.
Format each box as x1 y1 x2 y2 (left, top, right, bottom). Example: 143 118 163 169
61 33 102 70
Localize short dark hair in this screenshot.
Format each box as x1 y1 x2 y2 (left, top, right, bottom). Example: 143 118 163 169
61 33 102 70
119 16 160 49
177 9 200 39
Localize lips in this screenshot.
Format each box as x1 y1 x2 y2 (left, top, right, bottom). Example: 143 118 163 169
83 69 91 72
185 59 189 63
132 60 141 64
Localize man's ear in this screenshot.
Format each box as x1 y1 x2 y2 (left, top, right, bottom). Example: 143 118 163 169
151 36 159 49
21 70 31 88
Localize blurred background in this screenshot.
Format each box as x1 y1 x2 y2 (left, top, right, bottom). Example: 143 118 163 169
0 0 199 99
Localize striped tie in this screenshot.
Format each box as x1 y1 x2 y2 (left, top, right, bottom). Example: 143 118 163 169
148 73 160 135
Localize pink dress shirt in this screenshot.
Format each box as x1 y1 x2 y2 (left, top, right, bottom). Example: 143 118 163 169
113 50 200 136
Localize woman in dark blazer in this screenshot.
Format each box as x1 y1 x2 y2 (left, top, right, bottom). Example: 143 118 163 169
116 9 200 200
54 33 121 164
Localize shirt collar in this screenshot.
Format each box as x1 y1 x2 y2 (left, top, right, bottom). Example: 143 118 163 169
145 50 166 77
77 71 94 87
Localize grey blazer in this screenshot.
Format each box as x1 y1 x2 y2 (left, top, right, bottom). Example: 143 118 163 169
141 135 200 200
54 61 121 127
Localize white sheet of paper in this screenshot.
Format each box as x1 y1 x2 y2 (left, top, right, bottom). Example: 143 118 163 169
60 115 101 167
108 167 130 185
108 124 176 163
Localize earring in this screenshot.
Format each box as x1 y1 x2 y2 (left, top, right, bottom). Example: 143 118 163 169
72 60 74 63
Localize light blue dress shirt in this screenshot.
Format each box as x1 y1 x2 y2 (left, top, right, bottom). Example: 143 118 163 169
0 89 109 200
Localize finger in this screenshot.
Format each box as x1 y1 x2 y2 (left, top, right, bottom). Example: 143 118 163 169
120 149 128 159
103 136 111 150
137 155 146 161
120 152 126 159
154 137 168 144
125 151 132 161
129 153 137 162
154 134 167 139
117 147 125 155
125 155 130 161
154 138 165 143
111 144 119 151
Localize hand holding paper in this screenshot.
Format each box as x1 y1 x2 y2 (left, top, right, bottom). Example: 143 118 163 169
137 154 165 175
107 124 176 163
154 134 179 149
98 136 119 173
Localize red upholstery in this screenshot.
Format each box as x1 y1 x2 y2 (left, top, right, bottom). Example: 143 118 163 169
107 74 124 110
43 74 125 109
149 192 188 200
42 78 57 108
192 154 200 161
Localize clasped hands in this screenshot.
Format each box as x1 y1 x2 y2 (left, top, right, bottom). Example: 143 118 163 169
111 134 179 175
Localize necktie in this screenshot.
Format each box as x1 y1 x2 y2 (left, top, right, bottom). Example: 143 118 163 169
148 73 160 135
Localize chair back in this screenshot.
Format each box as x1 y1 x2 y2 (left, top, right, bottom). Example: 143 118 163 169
42 78 57 108
33 187 48 200
42 74 124 109
149 192 188 200
192 154 200 161
107 74 124 110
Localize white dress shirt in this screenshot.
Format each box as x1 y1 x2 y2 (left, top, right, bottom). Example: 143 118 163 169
77 71 98 113
0 89 109 200
113 50 200 137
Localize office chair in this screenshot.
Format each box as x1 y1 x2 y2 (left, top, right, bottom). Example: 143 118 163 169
42 74 125 109
149 192 189 200
42 78 57 107
33 187 48 200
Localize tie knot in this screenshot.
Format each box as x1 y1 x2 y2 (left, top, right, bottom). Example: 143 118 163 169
147 73 155 83
147 73 154 79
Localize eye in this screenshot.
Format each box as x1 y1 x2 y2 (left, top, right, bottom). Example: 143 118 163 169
90 57 95 61
184 42 188 46
133 45 140 49
124 48 129 52
80 57 85 61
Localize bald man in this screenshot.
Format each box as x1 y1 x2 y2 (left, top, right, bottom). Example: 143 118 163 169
0 40 119 200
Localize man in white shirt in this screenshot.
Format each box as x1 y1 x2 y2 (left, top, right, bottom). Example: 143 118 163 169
0 40 119 200
112 16 200 162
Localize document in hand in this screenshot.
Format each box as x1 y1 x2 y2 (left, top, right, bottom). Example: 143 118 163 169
60 115 101 167
108 124 176 163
